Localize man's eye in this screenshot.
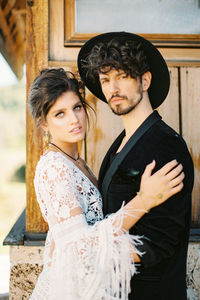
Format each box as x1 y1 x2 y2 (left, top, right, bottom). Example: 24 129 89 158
101 79 108 84
119 74 127 79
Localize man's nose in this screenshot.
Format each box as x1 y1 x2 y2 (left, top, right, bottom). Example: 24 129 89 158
109 80 119 94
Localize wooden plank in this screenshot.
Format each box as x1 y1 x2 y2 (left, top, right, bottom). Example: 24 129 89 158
157 67 180 133
64 33 200 48
181 67 200 225
0 6 16 54
0 2 25 78
64 0 75 43
48 60 77 69
159 48 200 63
4 0 16 16
167 61 200 67
49 0 65 61
26 0 49 233
12 8 26 16
49 0 79 61
85 91 123 177
13 16 25 53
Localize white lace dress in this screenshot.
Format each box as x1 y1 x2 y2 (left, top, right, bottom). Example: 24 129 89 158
30 151 141 300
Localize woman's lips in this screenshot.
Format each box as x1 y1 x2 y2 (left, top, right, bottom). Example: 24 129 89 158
69 126 82 134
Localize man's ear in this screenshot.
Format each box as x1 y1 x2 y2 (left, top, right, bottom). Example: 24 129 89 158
142 71 152 91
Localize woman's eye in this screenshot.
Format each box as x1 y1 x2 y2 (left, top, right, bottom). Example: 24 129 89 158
74 105 82 111
55 112 64 117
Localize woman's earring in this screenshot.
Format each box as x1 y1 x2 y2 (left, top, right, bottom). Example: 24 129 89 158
43 130 50 149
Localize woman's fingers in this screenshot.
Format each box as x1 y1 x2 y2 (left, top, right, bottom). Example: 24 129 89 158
166 163 183 181
158 159 178 176
169 171 185 188
163 171 184 201
140 159 185 209
142 160 156 178
170 181 184 196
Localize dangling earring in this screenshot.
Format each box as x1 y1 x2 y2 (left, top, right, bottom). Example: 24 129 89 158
43 130 50 150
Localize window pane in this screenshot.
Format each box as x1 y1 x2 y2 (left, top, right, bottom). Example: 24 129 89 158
75 0 200 34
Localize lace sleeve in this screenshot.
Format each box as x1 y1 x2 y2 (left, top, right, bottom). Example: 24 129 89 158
34 153 83 227
34 153 142 300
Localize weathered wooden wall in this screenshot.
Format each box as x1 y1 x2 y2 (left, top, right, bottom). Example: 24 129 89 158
25 0 200 233
158 68 179 133
181 68 200 225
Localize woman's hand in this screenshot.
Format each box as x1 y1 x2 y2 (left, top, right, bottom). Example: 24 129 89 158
139 160 184 212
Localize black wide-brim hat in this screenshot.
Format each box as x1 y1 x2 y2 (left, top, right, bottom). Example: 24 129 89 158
78 32 170 109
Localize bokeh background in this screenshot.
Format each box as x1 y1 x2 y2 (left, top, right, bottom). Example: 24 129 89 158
0 53 26 294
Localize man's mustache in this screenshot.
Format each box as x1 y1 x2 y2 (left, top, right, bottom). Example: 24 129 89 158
108 94 128 103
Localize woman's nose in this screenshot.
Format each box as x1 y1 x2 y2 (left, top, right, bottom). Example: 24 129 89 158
69 111 78 124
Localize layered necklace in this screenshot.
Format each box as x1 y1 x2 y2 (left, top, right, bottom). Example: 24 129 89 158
49 142 80 162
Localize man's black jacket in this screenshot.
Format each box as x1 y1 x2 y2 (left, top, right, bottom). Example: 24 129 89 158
98 111 194 300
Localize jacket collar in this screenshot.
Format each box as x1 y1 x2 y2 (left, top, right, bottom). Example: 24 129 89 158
99 111 162 212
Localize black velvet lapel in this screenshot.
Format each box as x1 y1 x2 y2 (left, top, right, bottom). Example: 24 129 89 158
98 130 125 190
100 111 162 212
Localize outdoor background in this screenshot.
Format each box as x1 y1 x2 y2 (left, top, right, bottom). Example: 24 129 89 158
0 53 26 294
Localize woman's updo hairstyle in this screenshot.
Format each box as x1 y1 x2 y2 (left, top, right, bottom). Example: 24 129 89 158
29 68 88 130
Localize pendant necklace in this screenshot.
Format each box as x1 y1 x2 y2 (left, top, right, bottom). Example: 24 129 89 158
49 142 80 162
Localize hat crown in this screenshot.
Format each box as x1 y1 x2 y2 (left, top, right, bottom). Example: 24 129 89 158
78 31 170 109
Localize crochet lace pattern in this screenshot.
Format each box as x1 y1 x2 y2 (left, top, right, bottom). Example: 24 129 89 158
30 151 141 300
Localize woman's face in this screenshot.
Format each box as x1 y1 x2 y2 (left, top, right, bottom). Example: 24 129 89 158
43 91 87 147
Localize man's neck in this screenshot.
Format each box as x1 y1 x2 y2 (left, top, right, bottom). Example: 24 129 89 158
121 97 153 143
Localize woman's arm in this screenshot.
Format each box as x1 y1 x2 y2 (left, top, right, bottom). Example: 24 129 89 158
34 154 184 298
112 159 184 262
116 159 184 230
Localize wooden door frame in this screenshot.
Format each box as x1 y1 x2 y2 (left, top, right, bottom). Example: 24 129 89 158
26 0 49 233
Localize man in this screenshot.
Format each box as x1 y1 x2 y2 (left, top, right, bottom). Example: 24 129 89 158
78 32 194 300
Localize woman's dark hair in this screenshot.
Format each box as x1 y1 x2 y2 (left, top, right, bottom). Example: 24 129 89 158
29 68 92 129
83 39 150 82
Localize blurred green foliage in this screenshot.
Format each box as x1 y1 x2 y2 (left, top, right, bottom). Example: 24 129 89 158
10 164 26 183
0 81 26 255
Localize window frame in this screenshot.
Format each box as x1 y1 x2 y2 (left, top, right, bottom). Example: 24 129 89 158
64 0 200 47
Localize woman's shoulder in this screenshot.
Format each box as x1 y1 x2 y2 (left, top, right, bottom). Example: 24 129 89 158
35 151 73 174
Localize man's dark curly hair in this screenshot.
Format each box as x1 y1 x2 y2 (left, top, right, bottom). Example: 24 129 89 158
83 39 150 82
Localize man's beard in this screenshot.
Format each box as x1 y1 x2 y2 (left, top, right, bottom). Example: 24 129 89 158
109 86 143 116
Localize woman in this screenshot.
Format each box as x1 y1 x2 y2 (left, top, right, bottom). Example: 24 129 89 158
29 68 184 300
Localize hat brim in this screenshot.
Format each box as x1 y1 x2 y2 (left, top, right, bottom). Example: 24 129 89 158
78 32 170 109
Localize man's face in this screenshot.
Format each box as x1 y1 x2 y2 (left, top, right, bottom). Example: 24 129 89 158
99 69 143 115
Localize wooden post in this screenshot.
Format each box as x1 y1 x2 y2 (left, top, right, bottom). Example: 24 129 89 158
26 0 49 232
